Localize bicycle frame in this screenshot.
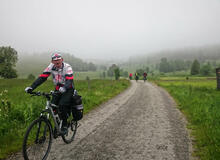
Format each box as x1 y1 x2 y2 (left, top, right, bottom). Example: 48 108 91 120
31 91 64 137
40 99 64 136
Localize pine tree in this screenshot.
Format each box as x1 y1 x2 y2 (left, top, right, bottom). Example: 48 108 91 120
191 59 200 75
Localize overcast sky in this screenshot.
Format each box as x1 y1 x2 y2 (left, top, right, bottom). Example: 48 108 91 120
0 0 220 60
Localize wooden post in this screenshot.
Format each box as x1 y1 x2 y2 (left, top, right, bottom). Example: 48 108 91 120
216 68 220 90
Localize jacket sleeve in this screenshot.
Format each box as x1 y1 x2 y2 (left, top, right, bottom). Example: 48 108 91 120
31 64 52 90
64 66 74 90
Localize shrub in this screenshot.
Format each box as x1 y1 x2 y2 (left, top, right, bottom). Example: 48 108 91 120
27 74 35 80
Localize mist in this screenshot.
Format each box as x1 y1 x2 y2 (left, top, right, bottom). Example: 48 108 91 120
0 0 220 60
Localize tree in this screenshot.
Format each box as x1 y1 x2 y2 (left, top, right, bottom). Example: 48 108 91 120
88 62 97 71
145 66 150 73
185 60 192 69
99 65 107 71
174 59 186 71
121 70 128 77
107 64 118 77
191 59 200 75
0 46 18 78
200 62 212 76
159 57 170 73
114 67 120 80
102 71 106 79
136 69 144 76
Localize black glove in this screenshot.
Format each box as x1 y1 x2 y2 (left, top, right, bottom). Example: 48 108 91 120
25 87 33 93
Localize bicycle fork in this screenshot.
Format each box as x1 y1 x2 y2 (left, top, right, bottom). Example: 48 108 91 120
35 121 42 144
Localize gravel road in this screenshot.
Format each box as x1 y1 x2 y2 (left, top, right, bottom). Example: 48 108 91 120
8 80 192 160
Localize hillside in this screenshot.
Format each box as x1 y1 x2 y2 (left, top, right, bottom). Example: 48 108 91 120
16 52 97 78
121 44 220 72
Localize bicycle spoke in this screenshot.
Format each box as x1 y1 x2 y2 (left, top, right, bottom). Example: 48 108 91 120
23 118 52 160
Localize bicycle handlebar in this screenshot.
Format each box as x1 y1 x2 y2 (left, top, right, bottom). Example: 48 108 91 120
28 91 61 99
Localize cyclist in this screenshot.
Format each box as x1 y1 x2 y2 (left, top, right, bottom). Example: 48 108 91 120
129 73 133 80
143 72 147 81
135 72 139 82
25 52 74 135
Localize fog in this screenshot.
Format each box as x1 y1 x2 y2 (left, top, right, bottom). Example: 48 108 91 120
0 0 220 60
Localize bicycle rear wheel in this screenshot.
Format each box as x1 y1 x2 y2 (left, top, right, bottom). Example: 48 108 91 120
23 117 52 160
62 120 78 144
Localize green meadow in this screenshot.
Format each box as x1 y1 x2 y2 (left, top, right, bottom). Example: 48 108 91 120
0 79 130 159
154 77 220 160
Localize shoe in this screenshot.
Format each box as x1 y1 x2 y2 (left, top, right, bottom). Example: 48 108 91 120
61 126 68 135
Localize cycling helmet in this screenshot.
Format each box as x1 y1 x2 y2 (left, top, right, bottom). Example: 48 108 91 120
51 52 62 61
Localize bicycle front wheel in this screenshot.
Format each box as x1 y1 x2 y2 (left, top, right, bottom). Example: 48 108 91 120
23 117 52 160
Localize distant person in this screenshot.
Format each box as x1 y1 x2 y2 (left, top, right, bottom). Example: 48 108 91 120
135 72 139 82
25 53 75 135
129 73 133 80
143 72 147 82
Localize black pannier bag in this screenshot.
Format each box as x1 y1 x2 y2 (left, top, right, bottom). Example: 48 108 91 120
72 92 83 121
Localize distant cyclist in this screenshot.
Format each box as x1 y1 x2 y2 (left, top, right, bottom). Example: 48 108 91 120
129 73 133 80
135 72 139 82
25 52 75 135
143 72 147 82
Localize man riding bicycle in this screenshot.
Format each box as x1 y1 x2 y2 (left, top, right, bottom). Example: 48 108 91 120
129 73 133 80
25 53 74 135
143 72 147 81
135 72 139 81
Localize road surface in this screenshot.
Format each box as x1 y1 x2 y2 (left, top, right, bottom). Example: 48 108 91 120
8 80 192 160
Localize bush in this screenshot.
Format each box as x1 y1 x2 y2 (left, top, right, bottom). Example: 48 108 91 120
27 74 35 80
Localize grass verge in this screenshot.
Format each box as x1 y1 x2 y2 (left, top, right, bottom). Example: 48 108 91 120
153 78 220 160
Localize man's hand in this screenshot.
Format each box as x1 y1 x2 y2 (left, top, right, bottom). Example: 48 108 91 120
59 87 66 93
25 87 33 93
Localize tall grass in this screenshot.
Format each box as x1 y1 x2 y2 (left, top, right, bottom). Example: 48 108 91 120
154 78 220 159
0 79 130 159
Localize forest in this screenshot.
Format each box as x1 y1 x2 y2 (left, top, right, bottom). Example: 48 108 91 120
121 44 220 76
1 44 220 79
16 52 97 78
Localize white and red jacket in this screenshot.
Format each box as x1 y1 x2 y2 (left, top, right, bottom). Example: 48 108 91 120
31 62 74 90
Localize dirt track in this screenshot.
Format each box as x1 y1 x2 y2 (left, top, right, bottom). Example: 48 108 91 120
9 80 192 160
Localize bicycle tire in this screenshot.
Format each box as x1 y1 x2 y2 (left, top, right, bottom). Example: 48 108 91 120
23 117 52 160
62 120 78 144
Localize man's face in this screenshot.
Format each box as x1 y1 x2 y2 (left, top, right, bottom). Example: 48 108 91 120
52 59 63 68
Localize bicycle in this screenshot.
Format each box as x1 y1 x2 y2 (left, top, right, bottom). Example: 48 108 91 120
143 76 147 82
22 91 78 160
135 76 139 82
